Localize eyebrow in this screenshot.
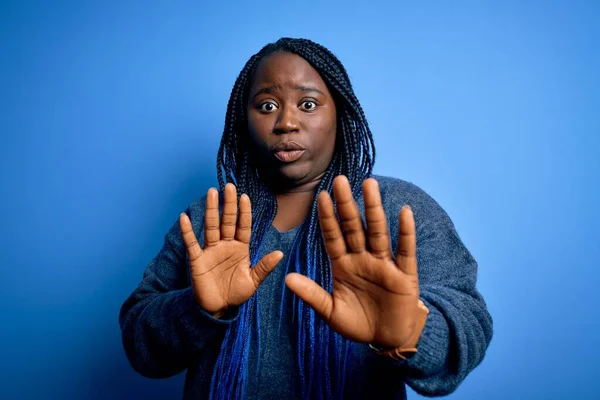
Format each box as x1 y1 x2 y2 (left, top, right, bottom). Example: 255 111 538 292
295 85 325 96
251 84 325 101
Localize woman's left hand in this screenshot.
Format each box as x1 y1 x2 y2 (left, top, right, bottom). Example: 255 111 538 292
285 175 422 348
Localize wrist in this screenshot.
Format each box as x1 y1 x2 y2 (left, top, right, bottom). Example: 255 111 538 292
370 299 429 361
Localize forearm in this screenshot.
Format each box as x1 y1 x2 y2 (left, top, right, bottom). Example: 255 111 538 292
119 286 238 378
374 178 493 395
401 287 493 396
119 203 238 379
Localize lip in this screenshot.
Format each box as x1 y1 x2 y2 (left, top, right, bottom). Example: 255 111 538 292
273 149 305 163
272 141 305 152
271 141 306 163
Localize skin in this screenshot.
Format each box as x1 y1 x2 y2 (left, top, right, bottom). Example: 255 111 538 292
178 52 424 348
247 52 337 190
247 52 338 231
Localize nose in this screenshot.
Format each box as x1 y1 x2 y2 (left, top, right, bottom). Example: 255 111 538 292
273 105 299 135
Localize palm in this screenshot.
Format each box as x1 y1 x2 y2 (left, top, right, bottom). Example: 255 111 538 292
180 184 283 316
286 176 420 348
328 251 418 345
189 240 254 313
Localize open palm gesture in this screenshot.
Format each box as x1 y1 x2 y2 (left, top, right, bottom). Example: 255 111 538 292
285 176 423 348
180 184 283 317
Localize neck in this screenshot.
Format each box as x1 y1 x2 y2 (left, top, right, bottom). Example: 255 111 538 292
269 172 325 232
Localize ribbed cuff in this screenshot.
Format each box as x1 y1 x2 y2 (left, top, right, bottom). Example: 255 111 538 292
403 298 450 377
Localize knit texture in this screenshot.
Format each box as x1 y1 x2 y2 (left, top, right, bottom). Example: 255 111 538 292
119 175 493 399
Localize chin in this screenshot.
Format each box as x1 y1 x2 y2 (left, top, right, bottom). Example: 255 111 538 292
280 169 310 183
276 163 313 184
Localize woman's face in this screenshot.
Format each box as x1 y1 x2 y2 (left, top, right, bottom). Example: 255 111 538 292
246 51 337 190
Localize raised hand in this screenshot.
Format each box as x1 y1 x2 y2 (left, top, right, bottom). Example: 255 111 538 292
179 183 284 318
285 176 423 348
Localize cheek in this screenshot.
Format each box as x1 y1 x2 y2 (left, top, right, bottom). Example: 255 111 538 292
312 114 337 150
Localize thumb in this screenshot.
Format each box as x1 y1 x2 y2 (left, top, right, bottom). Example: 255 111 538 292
250 251 284 288
285 273 333 323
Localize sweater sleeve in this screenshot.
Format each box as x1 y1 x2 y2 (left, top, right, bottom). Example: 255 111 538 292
381 180 493 396
118 198 239 379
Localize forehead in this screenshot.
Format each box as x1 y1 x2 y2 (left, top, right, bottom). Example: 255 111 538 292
251 52 328 89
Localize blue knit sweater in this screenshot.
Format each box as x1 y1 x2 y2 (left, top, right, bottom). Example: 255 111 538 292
119 175 493 399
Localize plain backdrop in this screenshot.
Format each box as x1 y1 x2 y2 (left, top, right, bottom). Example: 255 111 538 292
1 1 599 399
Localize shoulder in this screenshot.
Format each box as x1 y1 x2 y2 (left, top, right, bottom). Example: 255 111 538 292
164 195 208 244
187 195 208 223
370 174 454 231
372 175 427 202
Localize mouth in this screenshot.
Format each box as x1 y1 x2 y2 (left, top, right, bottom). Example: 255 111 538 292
271 141 306 163
273 149 305 163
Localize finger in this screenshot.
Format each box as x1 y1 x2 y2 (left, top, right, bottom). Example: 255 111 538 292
318 191 347 261
250 250 284 288
179 212 203 262
395 205 418 276
220 183 237 241
285 273 333 323
235 194 252 244
204 188 220 247
362 178 392 259
333 175 366 253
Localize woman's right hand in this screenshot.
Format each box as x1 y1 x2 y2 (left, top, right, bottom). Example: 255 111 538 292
179 183 284 318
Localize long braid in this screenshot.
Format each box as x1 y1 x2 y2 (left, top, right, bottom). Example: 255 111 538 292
211 38 375 400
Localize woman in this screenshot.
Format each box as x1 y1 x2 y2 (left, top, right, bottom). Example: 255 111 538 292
119 37 493 399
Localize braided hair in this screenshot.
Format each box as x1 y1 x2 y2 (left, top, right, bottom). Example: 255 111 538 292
210 37 376 399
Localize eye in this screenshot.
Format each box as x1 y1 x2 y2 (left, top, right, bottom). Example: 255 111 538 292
258 101 278 113
300 101 317 111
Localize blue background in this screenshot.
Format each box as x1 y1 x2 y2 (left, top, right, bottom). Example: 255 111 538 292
2 1 598 399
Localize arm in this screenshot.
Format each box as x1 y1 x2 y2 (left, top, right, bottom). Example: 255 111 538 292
394 192 493 395
285 176 492 396
118 199 239 379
